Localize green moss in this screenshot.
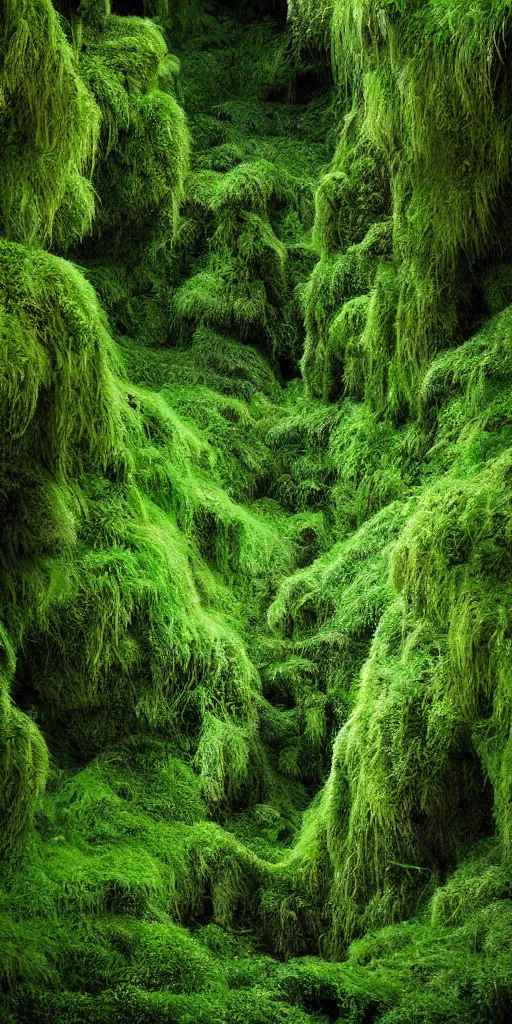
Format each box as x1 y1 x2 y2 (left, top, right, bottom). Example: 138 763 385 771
3 0 512 1022
0 690 49 859
0 0 100 248
293 0 512 409
302 220 392 399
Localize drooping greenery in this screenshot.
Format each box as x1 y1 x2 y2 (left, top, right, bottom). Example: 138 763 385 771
2 1 512 1022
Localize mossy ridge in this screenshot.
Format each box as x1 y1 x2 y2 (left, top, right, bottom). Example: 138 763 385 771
0 235 301 810
0 221 304 1014
68 10 190 348
271 378 512 964
0 2 330 979
296 0 512 412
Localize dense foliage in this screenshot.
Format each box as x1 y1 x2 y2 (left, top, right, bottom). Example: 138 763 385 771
1 1 512 1021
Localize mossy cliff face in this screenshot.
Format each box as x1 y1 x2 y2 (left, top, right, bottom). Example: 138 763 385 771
1 1 512 1022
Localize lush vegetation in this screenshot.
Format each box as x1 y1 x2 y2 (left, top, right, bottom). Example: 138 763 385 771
1 1 512 1021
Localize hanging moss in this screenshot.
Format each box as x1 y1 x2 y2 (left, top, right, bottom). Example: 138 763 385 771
0 631 49 858
0 0 100 247
294 0 512 409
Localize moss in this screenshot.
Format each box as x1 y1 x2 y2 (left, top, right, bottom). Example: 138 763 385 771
0 691 49 859
301 220 392 399
3 0 512 1022
172 159 308 363
0 0 100 247
294 0 512 409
